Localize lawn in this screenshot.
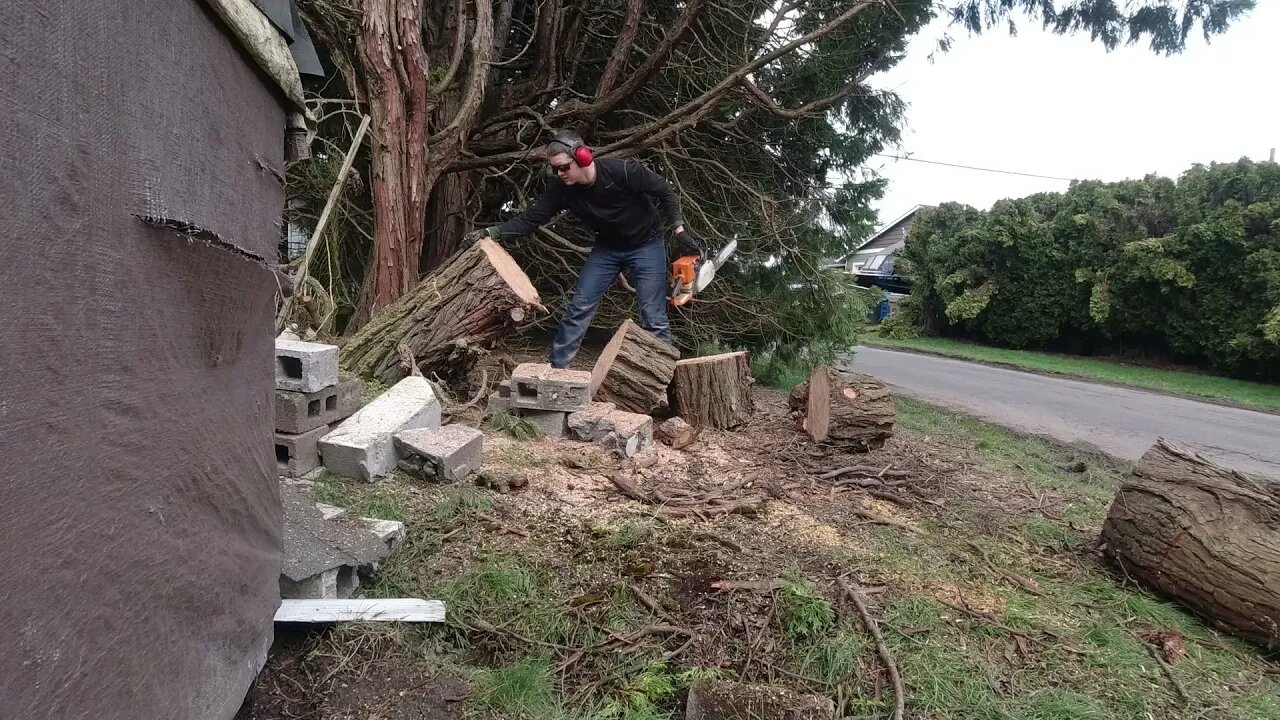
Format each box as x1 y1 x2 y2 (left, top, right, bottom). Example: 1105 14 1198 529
864 334 1280 413
243 394 1280 720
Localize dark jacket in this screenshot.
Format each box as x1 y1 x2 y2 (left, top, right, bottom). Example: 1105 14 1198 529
494 157 684 249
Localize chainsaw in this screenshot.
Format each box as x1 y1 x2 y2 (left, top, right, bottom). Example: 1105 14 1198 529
669 239 737 307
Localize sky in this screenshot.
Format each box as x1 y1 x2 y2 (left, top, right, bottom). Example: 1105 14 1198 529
865 1 1280 229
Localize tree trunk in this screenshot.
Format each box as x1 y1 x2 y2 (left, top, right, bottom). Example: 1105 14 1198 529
669 352 754 429
1100 439 1280 650
342 239 545 384
590 319 680 414
788 366 894 451
357 0 430 310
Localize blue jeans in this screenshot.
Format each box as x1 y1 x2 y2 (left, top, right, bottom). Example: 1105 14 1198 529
549 237 673 368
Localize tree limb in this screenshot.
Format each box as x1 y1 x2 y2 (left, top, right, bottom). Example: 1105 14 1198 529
595 0 646 98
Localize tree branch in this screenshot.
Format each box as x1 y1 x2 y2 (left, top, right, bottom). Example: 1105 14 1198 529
740 72 872 119
431 0 467 96
595 0 646 98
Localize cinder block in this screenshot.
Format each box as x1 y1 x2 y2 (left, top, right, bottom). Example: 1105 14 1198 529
517 408 569 437
275 339 339 392
319 376 441 481
567 402 617 441
568 403 652 457
278 565 360 600
275 425 330 477
510 363 591 412
604 410 653 458
275 376 363 434
488 380 512 414
395 424 485 482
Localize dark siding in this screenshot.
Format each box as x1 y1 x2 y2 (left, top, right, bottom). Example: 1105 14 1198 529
0 1 284 718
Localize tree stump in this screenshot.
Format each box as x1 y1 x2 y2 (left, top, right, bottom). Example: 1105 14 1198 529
788 366 894 451
1101 438 1280 650
669 352 754 429
589 320 680 414
342 239 545 384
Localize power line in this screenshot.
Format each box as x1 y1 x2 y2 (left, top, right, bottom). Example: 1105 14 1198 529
873 153 1076 182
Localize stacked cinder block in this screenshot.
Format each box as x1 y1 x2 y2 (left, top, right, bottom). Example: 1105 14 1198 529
273 339 363 477
278 484 403 600
500 363 592 437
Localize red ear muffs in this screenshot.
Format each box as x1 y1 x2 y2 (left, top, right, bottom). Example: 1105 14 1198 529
555 130 594 167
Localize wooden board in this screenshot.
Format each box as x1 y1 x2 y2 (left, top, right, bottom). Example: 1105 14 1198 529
590 319 680 414
274 599 446 623
670 352 754 429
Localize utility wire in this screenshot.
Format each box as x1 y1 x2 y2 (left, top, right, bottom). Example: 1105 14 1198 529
873 153 1076 182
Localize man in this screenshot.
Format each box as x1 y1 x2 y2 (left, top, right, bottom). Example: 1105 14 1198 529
468 130 700 369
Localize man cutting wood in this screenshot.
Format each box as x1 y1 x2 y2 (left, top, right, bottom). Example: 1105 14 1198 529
467 129 700 369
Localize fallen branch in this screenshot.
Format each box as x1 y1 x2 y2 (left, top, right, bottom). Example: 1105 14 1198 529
474 511 529 538
839 579 905 720
630 584 675 623
852 505 922 535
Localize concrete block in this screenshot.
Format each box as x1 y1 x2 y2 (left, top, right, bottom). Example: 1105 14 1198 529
275 425 330 477
510 363 591 412
568 403 652 457
488 381 512 414
275 375 363 434
567 402 617 441
275 339 339 392
314 503 406 550
603 410 653 458
517 408 569 437
319 376 441 481
395 424 485 482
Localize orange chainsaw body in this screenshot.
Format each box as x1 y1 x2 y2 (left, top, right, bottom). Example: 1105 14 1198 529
669 255 700 307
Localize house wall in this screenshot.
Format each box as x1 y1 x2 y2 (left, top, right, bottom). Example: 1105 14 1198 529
0 2 285 718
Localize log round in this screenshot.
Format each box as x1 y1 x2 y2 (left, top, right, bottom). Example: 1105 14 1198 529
341 239 545 384
669 352 754 429
1101 439 1280 650
788 366 894 451
590 319 680 414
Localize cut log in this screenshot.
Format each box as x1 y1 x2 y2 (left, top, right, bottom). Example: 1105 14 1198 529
669 352 754 429
342 239 545 384
589 319 680 414
1100 439 1280 650
788 366 894 451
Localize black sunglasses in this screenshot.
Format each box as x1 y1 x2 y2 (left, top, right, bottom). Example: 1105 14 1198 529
550 161 573 173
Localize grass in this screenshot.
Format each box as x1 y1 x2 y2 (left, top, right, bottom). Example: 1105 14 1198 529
864 334 1280 412
860 398 1280 720
282 399 1279 720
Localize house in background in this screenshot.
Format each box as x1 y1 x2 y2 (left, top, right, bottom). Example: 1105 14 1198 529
833 205 929 295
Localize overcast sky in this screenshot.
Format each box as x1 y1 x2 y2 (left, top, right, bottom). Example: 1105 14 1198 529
866 2 1280 228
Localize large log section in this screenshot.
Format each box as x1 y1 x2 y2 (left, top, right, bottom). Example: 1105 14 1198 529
1101 438 1280 650
343 239 544 384
590 319 680 414
788 366 894 451
670 352 754 429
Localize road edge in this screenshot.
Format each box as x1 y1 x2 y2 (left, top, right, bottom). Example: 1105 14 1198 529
853 342 1280 418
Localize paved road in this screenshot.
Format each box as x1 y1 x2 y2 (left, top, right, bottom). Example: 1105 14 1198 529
844 346 1280 478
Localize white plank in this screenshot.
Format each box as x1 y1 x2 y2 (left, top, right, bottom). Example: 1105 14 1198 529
274 599 445 623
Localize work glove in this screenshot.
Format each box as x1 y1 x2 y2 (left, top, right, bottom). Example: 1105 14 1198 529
673 228 703 259
464 227 500 246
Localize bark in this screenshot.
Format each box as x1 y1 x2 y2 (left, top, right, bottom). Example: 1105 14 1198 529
342 239 545 384
788 366 894 451
590 319 681 414
357 0 430 310
1100 439 1280 650
670 352 754 429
